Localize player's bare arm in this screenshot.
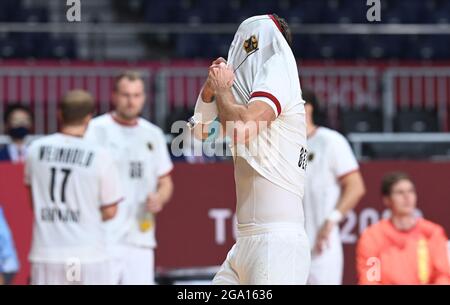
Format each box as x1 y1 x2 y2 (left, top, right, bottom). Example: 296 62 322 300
100 202 119 221
191 57 227 141
146 175 173 214
201 57 227 103
208 63 276 143
336 171 366 216
314 171 366 254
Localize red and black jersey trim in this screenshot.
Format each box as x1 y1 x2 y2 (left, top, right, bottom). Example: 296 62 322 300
269 14 283 33
250 91 282 116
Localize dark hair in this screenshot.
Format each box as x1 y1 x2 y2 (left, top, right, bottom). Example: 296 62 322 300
272 14 292 47
60 90 95 125
4 103 33 124
381 172 414 196
303 88 326 124
302 88 319 110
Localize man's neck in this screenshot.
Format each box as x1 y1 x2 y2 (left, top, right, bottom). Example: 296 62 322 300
391 214 417 231
61 125 86 138
112 111 138 126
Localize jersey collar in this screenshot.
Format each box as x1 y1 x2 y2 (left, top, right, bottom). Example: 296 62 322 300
110 112 139 127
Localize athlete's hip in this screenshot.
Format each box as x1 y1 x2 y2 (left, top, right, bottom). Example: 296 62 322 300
237 222 307 238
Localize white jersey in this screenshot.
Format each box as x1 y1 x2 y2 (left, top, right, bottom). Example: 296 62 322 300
24 133 123 263
226 15 307 225
85 113 173 248
303 127 359 245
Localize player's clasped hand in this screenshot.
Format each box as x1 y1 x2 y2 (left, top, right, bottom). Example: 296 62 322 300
201 57 227 102
146 193 164 214
207 58 234 94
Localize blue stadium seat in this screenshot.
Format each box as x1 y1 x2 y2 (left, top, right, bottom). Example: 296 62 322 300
143 0 174 23
17 8 49 23
50 38 77 59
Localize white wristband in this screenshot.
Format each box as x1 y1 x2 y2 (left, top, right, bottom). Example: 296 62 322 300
190 92 218 127
327 210 344 223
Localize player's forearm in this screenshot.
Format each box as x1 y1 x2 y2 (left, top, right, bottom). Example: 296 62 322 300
101 205 118 221
157 176 174 206
201 82 215 103
335 173 366 216
215 88 249 124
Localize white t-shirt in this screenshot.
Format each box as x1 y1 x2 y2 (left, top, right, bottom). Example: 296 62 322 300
226 16 307 225
303 127 359 245
235 52 307 199
85 113 173 248
25 133 123 263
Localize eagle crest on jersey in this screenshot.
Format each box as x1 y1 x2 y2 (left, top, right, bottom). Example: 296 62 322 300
298 147 308 170
243 35 258 53
147 142 153 151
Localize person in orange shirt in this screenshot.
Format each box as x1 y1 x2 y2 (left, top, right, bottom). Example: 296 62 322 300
357 171 450 285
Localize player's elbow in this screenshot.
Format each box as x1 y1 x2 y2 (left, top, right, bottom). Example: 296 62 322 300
342 171 366 200
359 180 367 198
101 204 118 221
165 177 174 202
159 175 174 203
354 175 366 199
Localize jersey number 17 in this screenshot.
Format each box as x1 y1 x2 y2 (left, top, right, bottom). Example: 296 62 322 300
49 167 72 204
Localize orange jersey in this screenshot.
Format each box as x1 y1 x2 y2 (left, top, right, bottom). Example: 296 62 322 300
357 218 450 285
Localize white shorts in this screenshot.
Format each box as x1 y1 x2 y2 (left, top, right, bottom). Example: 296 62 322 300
31 260 112 285
307 228 343 285
213 223 311 285
110 244 155 285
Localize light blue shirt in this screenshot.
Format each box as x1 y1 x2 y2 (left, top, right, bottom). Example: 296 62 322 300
0 206 20 273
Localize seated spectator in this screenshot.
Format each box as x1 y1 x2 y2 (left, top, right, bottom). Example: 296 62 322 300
357 172 450 284
0 104 33 163
0 205 20 285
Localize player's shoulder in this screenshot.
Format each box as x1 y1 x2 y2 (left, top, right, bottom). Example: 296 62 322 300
26 134 59 157
137 118 165 136
317 127 345 140
28 134 58 148
318 127 351 146
89 113 113 127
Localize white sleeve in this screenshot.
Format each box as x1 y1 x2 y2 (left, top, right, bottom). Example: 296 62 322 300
98 150 123 207
155 130 174 177
248 54 291 117
330 133 359 179
24 144 34 186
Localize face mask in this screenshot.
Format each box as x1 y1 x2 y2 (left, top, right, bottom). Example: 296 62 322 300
8 126 30 140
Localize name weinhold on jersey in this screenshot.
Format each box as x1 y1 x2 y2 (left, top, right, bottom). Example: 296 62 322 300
41 207 81 223
39 145 94 167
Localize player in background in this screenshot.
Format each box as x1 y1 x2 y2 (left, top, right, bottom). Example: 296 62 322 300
25 90 122 285
192 14 310 284
302 89 366 285
85 71 174 285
